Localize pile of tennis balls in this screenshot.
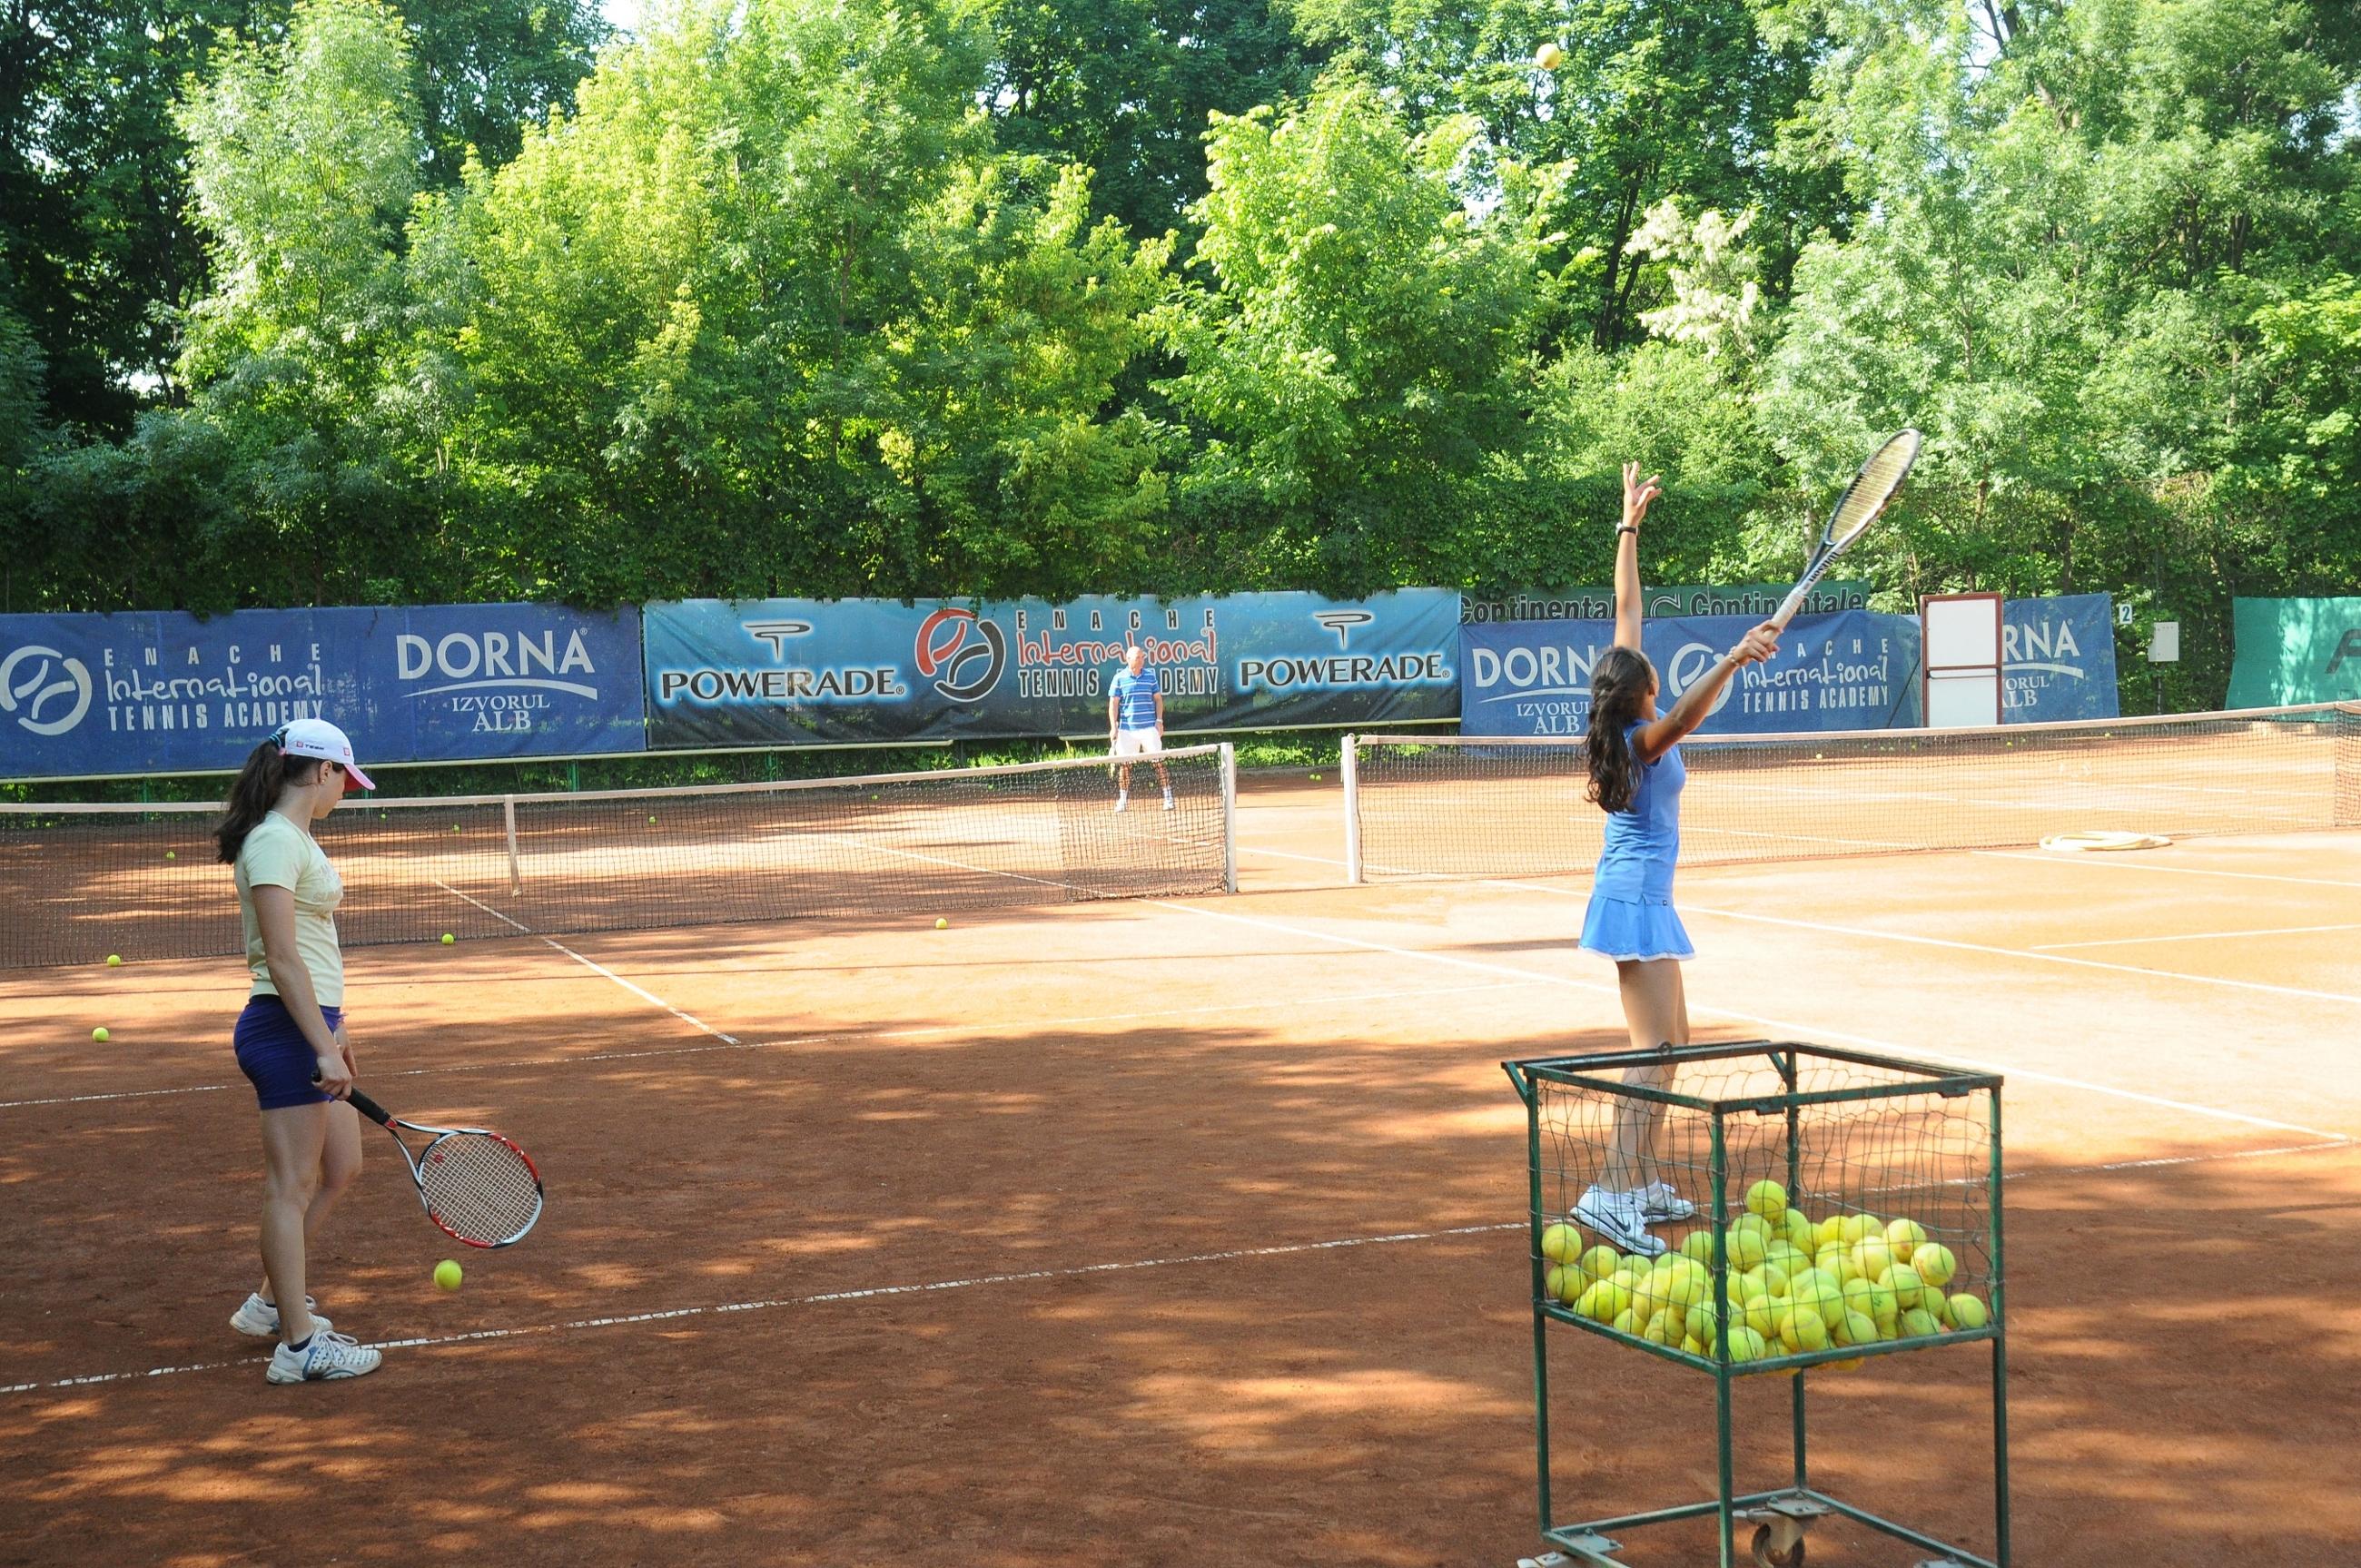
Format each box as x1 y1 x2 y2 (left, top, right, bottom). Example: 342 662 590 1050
1539 1179 1990 1366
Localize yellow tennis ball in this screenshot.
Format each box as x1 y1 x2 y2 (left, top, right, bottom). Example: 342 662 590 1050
1725 1325 1768 1363
105 954 122 967
1535 41 1566 70
1679 1333 1705 1356
1852 1235 1895 1280
1644 1307 1684 1346
935 917 949 930
434 1259 462 1292
1743 1292 1781 1340
1945 1292 1991 1330
1913 1242 1958 1287
1900 1307 1942 1338
441 932 456 944
1725 1228 1768 1271
164 850 176 860
1576 1245 1620 1280
1788 1267 1846 1328
1886 1264 1927 1308
1781 1208 1817 1251
1839 1214 1879 1246
1883 1217 1927 1260
1920 1286 1948 1324
92 1026 109 1042
1836 1309 1881 1349
1544 1263 1589 1304
1745 1179 1789 1221
1862 1281 1901 1331
1780 1304 1831 1353
1678 1228 1718 1264
1539 1222 1583 1264
1611 1307 1642 1336
1684 1300 1722 1345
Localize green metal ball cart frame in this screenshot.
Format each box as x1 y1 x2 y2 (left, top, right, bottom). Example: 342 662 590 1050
1503 1040 2011 1568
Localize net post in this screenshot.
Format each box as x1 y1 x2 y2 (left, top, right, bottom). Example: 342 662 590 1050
1340 734 1362 884
502 796 521 895
1219 743 1239 894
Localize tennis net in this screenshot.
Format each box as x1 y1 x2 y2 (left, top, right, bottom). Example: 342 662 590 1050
1 744 1236 969
1344 705 2361 883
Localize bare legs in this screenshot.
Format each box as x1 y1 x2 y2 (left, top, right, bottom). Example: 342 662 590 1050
1605 957 1689 1193
256 1100 361 1342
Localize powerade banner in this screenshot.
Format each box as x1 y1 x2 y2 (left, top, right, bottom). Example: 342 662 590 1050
2227 597 2361 707
1459 611 1922 737
0 605 646 779
1462 581 1871 624
2002 594 2119 721
642 591 1462 746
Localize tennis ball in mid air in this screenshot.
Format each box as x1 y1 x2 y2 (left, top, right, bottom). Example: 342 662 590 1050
935 917 948 930
92 1026 109 1042
106 953 122 967
434 1259 463 1291
1535 41 1566 69
441 932 456 944
164 850 176 861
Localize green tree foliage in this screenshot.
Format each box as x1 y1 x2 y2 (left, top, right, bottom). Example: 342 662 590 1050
1157 83 1555 590
0 0 2354 715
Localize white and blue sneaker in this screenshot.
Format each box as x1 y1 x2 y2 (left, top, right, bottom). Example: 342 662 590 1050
266 1329 381 1384
1635 1182 1698 1223
1572 1186 1666 1257
231 1292 331 1339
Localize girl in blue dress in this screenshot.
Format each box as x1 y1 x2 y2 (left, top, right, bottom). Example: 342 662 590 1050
1570 464 1780 1256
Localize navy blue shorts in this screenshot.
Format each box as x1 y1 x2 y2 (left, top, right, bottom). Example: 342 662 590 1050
234 995 343 1111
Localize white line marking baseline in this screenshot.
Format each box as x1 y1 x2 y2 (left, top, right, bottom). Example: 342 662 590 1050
2032 922 2361 952
1973 850 2361 890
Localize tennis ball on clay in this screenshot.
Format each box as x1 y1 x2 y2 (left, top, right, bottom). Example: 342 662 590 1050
434 1259 463 1292
1744 1179 1789 1221
1539 1222 1583 1265
106 953 122 967
1945 1292 1991 1331
1913 1242 1959 1287
935 917 949 930
1535 40 1566 69
1883 1217 1928 1260
1309 772 1322 782
92 1026 109 1042
647 814 657 825
441 932 456 944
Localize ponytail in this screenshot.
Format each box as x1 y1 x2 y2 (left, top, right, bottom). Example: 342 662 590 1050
214 735 322 863
1585 646 1655 814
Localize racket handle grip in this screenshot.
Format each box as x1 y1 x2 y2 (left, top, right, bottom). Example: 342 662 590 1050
1770 580 1811 632
311 1070 393 1127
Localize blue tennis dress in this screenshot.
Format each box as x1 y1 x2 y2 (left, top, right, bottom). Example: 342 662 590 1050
1579 722 1695 962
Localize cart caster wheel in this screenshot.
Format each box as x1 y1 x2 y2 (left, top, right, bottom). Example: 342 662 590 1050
1751 1524 1806 1568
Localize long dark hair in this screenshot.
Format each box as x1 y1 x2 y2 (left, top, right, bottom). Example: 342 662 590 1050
214 737 326 863
1586 646 1658 814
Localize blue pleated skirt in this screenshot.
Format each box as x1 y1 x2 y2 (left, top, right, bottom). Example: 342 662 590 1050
1579 892 1694 962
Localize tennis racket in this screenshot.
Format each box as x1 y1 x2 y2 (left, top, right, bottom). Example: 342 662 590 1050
325 1079 545 1247
1770 429 1921 630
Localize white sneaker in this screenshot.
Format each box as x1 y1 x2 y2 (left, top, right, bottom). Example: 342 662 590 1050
1113 795 1129 813
231 1292 330 1339
1572 1186 1665 1256
266 1328 381 1384
1635 1182 1697 1222
1161 794 1175 811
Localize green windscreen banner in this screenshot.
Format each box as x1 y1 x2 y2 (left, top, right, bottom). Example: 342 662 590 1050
2227 597 2361 707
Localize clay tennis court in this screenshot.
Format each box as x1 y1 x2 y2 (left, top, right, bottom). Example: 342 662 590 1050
5 771 2359 1566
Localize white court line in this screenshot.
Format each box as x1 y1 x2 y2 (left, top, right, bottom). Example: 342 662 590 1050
1 1222 1509 1395
432 882 741 1044
2032 922 2361 952
11 1133 2354 1398
1974 850 2361 890
1151 898 2352 1140
0 981 1527 1111
1671 900 2361 1009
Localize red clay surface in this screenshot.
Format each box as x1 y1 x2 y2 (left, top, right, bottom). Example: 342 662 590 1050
4 773 2358 1565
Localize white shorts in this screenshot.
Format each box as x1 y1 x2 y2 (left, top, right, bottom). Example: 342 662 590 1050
1111 727 1163 758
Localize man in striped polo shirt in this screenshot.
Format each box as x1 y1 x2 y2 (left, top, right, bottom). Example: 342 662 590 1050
1107 644 1173 812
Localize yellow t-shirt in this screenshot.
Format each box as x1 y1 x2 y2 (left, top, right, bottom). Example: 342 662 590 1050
235 810 346 1007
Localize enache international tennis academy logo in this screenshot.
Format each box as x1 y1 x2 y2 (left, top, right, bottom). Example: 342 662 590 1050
0 643 94 737
914 607 1008 703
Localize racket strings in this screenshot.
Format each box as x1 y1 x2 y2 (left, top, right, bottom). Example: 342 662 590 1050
419 1133 543 1245
1827 430 1921 544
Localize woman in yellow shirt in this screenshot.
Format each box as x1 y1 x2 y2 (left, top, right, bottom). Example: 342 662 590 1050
214 719 384 1383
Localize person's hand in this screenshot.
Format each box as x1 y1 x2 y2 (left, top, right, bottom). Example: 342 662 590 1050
336 1021 356 1082
1729 622 1781 666
1622 461 1662 531
313 1048 352 1099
